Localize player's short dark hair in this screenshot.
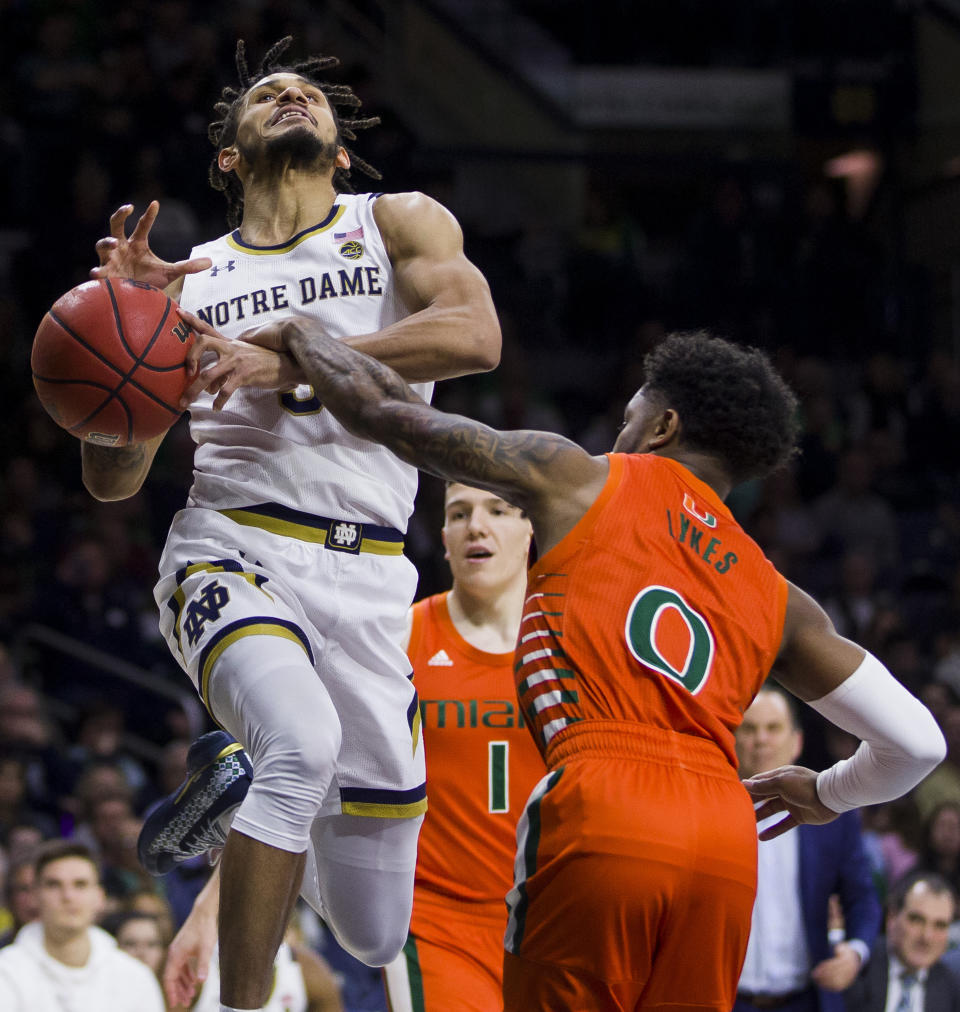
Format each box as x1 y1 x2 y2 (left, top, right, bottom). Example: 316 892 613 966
641 331 800 485
34 839 101 882
208 37 381 228
887 869 957 917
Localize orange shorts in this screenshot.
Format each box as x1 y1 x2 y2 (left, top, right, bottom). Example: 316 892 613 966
384 897 506 1012
502 722 758 1012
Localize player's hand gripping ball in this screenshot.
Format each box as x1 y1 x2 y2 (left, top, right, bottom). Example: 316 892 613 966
32 278 196 446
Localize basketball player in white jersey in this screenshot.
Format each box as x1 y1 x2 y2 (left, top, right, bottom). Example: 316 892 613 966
81 38 500 1012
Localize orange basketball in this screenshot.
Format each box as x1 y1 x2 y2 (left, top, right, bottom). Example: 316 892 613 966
31 278 195 446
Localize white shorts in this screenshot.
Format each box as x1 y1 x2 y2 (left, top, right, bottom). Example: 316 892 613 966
154 505 425 820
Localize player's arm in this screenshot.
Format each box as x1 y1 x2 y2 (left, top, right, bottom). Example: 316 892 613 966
337 191 501 382
744 582 945 838
80 203 210 500
273 317 605 546
163 863 220 1008
81 433 166 502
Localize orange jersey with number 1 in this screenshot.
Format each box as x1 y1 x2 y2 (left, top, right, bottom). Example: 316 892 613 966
383 592 545 1012
504 452 789 1012
411 592 544 905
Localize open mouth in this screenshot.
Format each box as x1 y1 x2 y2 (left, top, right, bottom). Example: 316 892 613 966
269 107 316 127
466 548 493 560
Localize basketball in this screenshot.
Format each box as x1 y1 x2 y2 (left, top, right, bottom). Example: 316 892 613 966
31 278 196 446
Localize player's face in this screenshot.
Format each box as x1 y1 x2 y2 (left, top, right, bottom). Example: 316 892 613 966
442 485 532 595
229 73 348 175
735 690 802 779
613 387 672 454
37 857 104 937
888 883 954 971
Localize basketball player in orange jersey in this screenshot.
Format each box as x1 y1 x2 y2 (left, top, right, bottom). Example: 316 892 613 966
82 37 500 1012
382 482 545 1011
177 323 946 1011
160 484 544 1011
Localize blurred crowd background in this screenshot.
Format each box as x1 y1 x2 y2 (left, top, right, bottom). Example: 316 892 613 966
4 0 960 1007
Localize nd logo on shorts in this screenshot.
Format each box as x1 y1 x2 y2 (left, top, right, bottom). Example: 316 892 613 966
624 585 715 694
183 579 230 647
168 562 313 706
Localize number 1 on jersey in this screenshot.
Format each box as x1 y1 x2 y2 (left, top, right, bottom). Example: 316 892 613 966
489 741 509 813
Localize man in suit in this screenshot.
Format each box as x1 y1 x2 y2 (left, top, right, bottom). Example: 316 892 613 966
735 683 882 1012
845 871 960 1012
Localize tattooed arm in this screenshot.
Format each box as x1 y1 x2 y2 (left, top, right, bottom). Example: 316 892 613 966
279 319 609 550
81 433 166 501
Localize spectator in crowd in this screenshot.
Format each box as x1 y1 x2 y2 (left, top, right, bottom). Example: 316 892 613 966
911 802 960 900
812 447 899 576
84 791 152 904
0 839 165 1010
0 855 38 948
125 889 176 946
845 871 960 1011
102 909 167 977
66 704 151 804
69 761 136 848
4 823 46 866
0 683 70 819
734 683 882 1012
822 550 886 647
0 751 57 842
860 797 922 896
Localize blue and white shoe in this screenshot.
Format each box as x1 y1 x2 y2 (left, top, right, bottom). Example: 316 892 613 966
138 730 252 876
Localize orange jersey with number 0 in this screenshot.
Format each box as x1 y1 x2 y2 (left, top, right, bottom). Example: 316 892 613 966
516 452 788 768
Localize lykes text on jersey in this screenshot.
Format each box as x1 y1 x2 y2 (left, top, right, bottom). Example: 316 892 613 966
195 265 385 329
665 506 738 574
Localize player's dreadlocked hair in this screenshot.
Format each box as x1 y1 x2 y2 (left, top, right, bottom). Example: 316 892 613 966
208 37 381 228
641 331 800 484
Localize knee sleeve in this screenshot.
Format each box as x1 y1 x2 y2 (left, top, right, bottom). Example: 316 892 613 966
305 813 422 965
208 636 342 853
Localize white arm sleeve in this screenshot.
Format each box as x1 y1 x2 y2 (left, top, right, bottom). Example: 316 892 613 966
810 652 946 814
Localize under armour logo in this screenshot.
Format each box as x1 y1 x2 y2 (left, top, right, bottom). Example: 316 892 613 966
210 261 237 276
183 579 230 646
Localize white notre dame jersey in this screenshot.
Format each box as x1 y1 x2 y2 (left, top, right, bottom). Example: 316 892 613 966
178 191 432 531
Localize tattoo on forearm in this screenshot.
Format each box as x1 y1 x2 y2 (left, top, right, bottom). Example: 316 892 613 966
287 328 572 492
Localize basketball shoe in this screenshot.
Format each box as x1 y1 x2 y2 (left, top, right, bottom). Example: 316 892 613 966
138 730 252 875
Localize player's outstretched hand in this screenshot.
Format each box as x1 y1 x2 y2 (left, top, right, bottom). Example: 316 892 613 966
162 893 217 1008
178 310 303 410
90 201 212 289
742 764 840 840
